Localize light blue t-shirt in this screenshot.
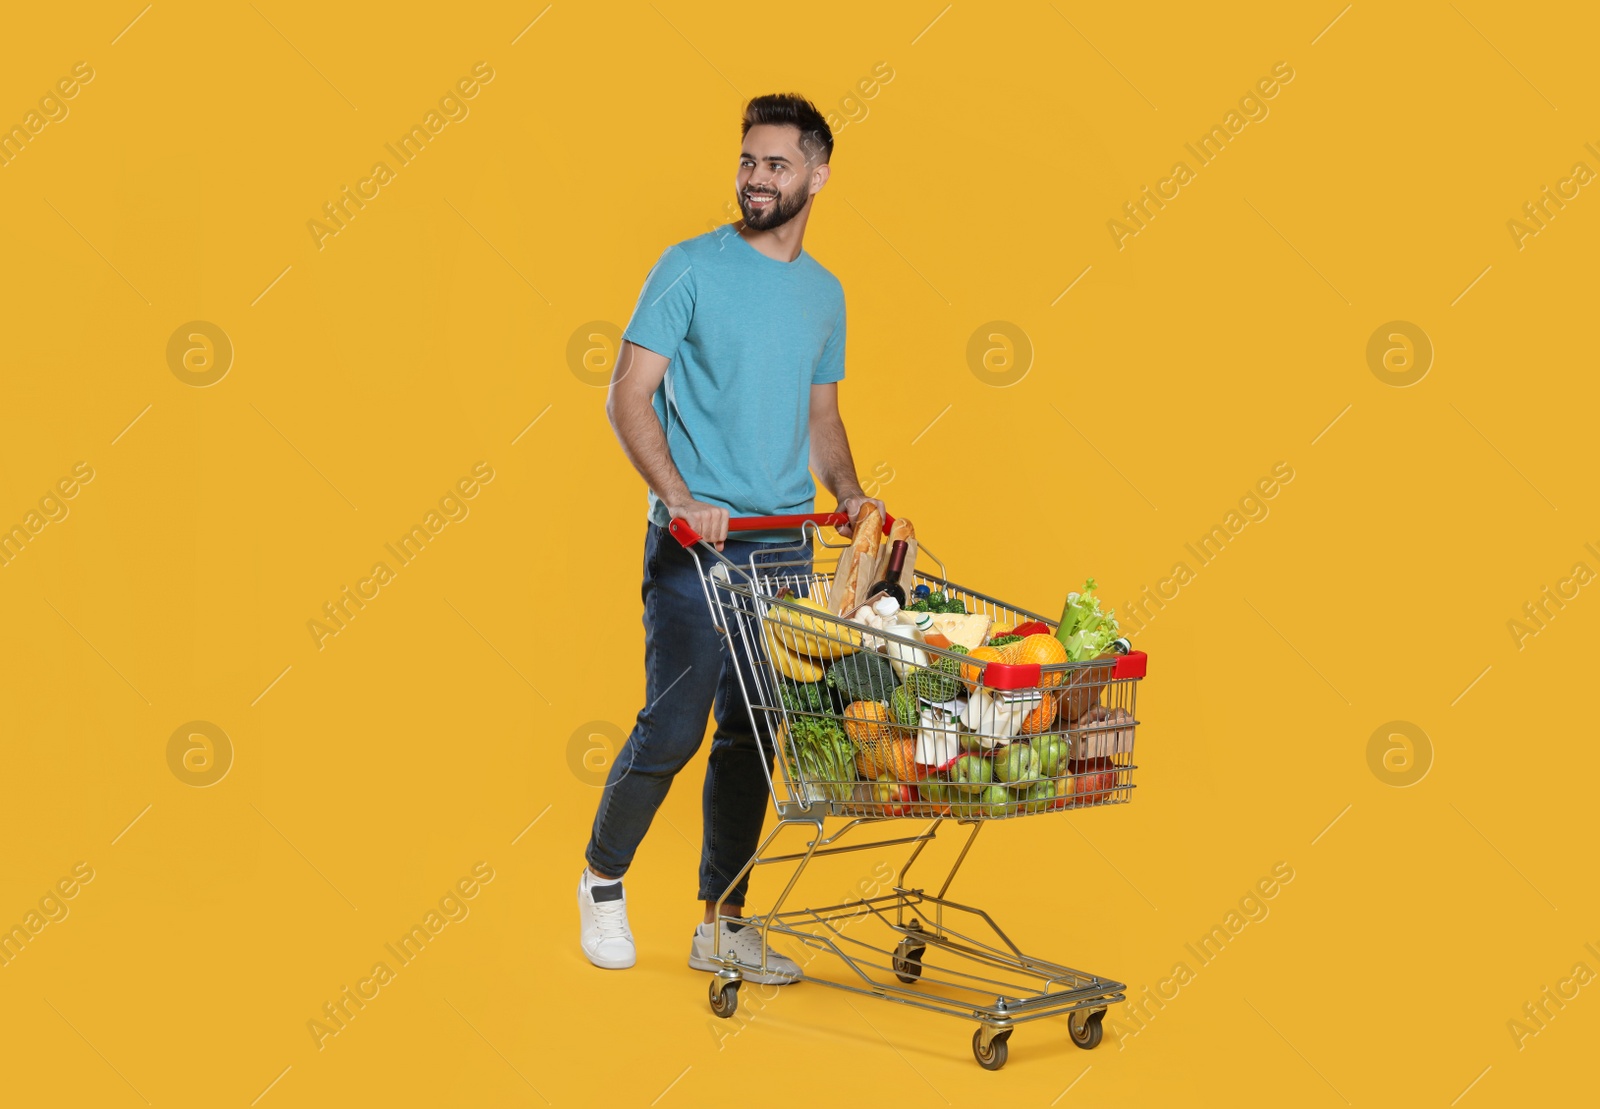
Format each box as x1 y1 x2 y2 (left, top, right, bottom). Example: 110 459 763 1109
622 227 846 540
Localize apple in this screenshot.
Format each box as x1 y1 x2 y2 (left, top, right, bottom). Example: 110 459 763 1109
1069 757 1117 805
1049 773 1075 810
951 753 993 794
1021 780 1054 814
873 774 915 817
993 742 1041 785
975 784 1014 818
1033 734 1069 777
918 779 953 816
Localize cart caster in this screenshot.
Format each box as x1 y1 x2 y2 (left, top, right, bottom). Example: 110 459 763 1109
1069 1008 1105 1050
972 1027 1011 1071
892 937 926 984
709 978 740 1019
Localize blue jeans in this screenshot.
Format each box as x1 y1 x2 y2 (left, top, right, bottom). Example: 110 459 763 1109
586 523 810 905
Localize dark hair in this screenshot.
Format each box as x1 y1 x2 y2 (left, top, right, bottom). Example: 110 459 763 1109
741 93 833 165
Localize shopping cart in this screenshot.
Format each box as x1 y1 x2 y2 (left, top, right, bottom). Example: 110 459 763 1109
669 511 1148 1070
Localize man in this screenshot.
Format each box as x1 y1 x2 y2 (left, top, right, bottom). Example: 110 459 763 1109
579 94 880 981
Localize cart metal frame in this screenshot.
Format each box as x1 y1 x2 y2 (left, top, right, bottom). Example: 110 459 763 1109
671 513 1144 1068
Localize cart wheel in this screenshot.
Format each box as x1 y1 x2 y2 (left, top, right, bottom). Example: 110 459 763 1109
709 978 740 1019
1069 1008 1104 1050
892 938 926 984
972 1027 1011 1070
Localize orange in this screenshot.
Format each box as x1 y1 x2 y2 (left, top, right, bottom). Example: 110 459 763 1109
961 645 1003 693
1009 633 1068 688
1017 691 1059 734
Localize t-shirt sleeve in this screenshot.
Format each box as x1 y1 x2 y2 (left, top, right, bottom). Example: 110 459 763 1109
814 298 846 385
622 245 695 358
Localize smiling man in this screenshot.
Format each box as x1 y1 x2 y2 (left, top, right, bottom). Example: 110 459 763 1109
579 94 880 981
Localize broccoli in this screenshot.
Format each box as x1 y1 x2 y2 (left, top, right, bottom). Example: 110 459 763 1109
907 589 966 614
826 650 898 703
780 681 831 714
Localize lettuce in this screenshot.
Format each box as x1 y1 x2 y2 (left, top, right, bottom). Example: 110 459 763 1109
1054 578 1122 661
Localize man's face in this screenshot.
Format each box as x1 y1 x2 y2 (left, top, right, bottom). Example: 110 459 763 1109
736 124 824 231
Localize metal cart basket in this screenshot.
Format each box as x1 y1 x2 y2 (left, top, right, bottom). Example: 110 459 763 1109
670 512 1149 1070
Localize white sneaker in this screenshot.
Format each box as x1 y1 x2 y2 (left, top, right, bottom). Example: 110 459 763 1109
577 869 636 969
689 920 801 985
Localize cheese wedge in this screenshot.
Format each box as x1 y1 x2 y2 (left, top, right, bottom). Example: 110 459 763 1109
928 612 993 651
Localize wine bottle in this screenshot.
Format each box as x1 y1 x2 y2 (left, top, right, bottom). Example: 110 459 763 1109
862 539 909 607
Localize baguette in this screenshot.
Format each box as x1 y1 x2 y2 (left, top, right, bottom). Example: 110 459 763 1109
830 503 884 615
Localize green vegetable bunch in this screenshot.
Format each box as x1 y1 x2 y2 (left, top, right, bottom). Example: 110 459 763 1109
909 652 963 702
780 680 832 714
1055 578 1122 661
782 713 856 802
889 685 921 727
827 650 898 703
907 590 966 614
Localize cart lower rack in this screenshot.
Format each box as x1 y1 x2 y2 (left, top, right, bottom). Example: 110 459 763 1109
672 512 1148 1070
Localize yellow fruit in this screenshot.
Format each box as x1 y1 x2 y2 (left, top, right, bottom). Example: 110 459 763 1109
770 593 859 660
763 623 824 682
1010 633 1068 687
851 729 918 781
843 701 896 776
961 645 1004 693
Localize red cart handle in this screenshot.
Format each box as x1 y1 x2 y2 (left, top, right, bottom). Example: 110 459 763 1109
669 511 894 548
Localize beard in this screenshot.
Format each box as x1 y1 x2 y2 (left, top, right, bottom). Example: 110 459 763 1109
737 183 808 231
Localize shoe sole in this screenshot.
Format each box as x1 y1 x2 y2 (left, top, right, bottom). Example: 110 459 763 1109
688 949 800 985
584 948 637 970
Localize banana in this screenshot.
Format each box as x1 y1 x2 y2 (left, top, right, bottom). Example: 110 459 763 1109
768 594 860 660
762 621 826 682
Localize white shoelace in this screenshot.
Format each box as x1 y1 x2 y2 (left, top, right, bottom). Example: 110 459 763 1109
591 898 630 939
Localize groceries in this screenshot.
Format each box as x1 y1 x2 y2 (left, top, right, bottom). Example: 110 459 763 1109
768 501 1135 816
780 715 856 803
769 588 860 660
927 611 991 649
1054 578 1123 661
829 506 919 616
863 539 911 607
763 622 824 682
906 587 965 613
827 650 898 704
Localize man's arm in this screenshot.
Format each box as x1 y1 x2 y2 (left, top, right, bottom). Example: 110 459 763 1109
808 382 883 538
607 340 730 548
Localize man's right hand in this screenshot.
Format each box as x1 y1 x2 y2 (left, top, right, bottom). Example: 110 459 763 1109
666 499 730 550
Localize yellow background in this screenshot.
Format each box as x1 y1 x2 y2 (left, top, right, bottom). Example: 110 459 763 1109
2 1 1595 1105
